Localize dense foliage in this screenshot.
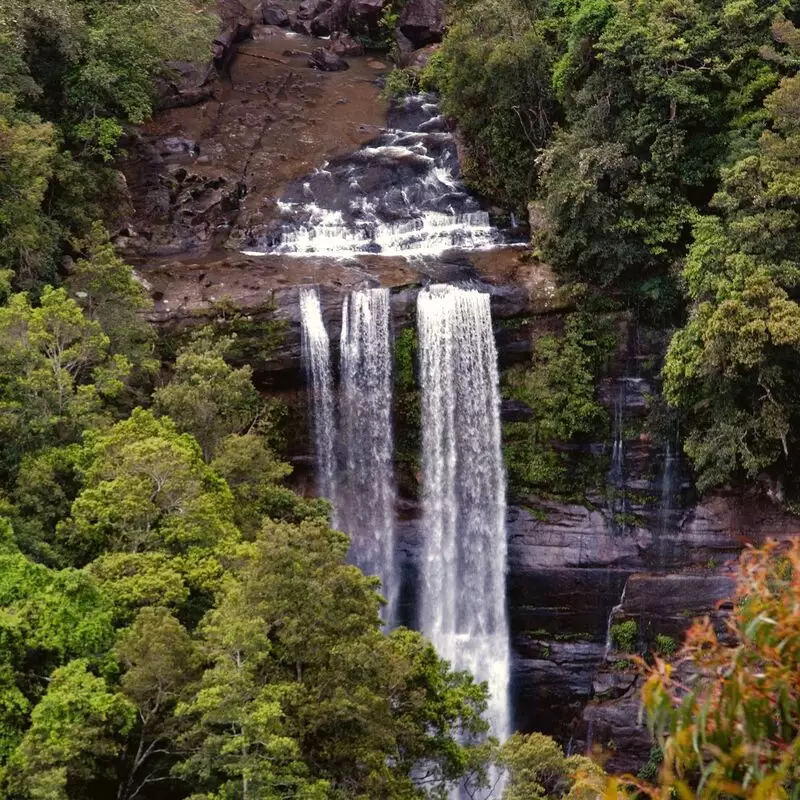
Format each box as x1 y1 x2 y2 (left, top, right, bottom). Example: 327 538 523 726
423 0 800 500
0 0 216 289
503 313 612 499
0 4 510 798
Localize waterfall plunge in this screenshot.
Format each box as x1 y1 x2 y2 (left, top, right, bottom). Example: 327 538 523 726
338 288 397 621
299 288 337 503
417 284 511 749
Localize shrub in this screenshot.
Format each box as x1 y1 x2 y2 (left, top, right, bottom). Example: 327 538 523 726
610 620 637 653
653 634 676 657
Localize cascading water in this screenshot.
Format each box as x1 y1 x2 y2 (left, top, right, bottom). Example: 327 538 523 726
417 285 511 762
607 380 627 530
299 287 337 503
338 287 397 620
245 95 503 257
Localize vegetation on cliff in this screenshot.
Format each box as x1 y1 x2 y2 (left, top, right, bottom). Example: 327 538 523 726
427 0 800 501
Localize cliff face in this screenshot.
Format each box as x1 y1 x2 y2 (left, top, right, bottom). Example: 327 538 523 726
122 18 800 773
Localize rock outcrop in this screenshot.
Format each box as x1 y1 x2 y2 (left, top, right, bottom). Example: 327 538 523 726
398 0 445 47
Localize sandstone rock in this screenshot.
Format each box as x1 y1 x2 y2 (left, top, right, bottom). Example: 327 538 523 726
398 0 444 48
328 31 365 57
309 47 349 71
262 2 290 25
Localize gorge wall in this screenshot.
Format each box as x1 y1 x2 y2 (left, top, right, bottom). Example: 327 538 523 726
120 12 800 773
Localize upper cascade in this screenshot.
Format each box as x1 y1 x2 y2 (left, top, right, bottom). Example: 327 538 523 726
244 94 504 257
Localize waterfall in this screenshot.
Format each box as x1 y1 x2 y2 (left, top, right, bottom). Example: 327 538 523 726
245 95 504 257
607 380 627 529
417 284 511 753
338 288 397 620
299 288 337 503
658 438 678 535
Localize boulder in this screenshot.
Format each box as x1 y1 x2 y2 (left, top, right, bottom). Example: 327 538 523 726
290 16 314 35
212 16 255 68
310 13 335 36
406 42 440 70
262 2 290 26
309 47 349 71
328 31 365 57
348 0 387 33
398 0 444 48
296 0 332 20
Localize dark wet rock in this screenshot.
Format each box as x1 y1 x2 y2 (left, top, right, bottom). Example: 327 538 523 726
306 0 386 38
328 31 365 57
213 18 255 68
349 0 388 31
309 47 350 71
158 137 199 157
395 29 416 58
290 15 314 34
578 687 651 774
154 61 215 110
310 13 335 35
399 0 444 47
297 0 332 19
501 398 534 423
262 2 290 25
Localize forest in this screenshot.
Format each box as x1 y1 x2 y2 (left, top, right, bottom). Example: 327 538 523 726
0 0 799 797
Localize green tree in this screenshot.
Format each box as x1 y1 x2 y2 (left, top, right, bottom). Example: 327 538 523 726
211 433 329 535
6 659 134 800
0 94 58 285
432 0 557 210
503 314 610 497
500 732 605 799
0 518 115 776
154 332 262 462
66 224 156 379
664 72 800 493
86 552 190 624
59 408 239 570
115 607 200 800
177 518 491 799
0 287 130 479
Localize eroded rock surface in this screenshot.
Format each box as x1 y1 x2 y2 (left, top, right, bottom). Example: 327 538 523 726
120 26 388 257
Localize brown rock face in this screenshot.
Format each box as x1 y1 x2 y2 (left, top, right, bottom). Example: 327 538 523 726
119 27 388 258
398 0 444 47
328 31 365 57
